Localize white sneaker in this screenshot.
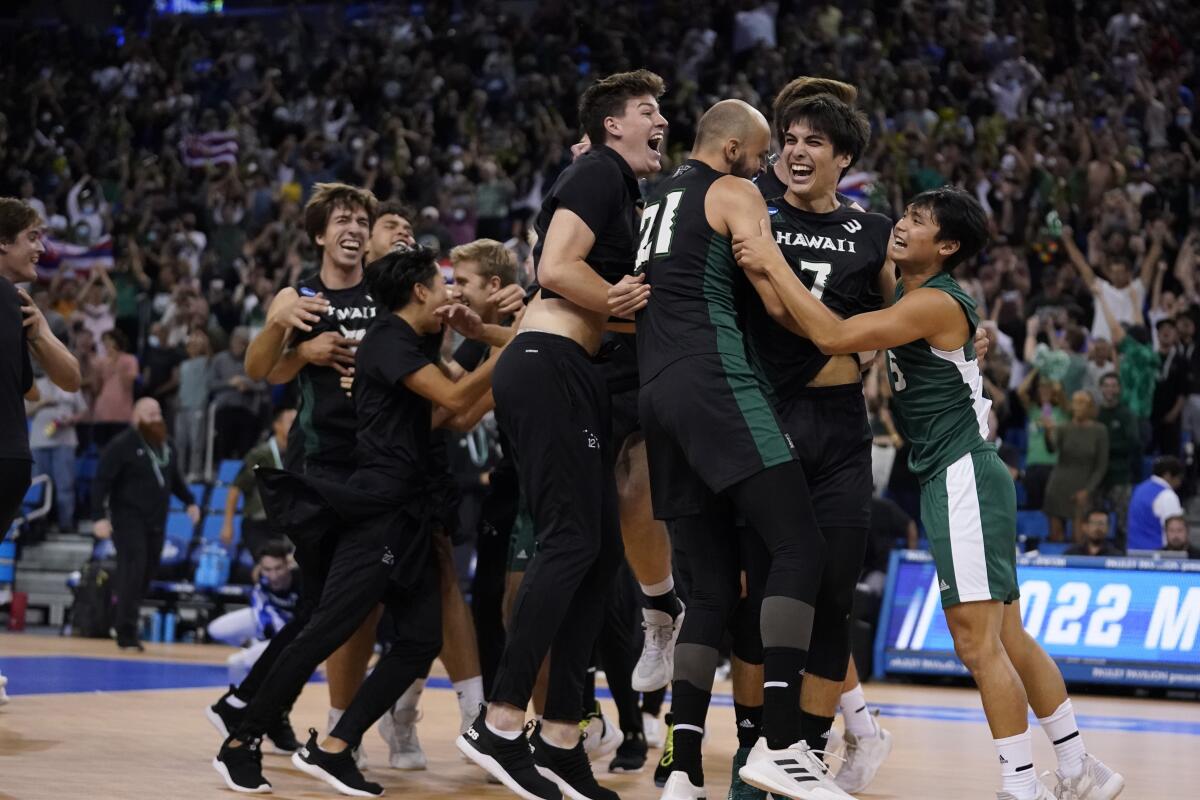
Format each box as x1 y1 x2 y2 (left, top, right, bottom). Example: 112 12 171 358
738 738 854 800
580 707 622 760
833 722 892 793
377 706 427 770
998 785 1054 800
661 770 707 799
825 726 844 758
0 673 8 707
633 607 684 692
1052 754 1124 800
644 713 665 749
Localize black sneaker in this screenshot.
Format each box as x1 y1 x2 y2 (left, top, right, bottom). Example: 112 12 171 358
608 731 647 774
653 713 676 788
116 636 144 652
265 710 301 755
455 710 561 800
529 722 619 800
293 728 383 797
212 735 271 793
206 686 247 739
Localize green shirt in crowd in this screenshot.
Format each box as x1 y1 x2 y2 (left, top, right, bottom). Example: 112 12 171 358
1025 406 1068 467
1117 337 1159 420
1097 401 1141 488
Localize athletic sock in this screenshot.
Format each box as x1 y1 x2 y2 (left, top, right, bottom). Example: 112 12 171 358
840 684 877 738
1037 699 1086 779
994 728 1039 800
486 720 522 740
396 677 425 712
453 676 485 726
669 678 709 786
733 703 762 749
640 576 683 619
800 710 835 754
762 648 805 750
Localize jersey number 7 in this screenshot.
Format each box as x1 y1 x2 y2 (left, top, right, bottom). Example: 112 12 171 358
635 191 684 273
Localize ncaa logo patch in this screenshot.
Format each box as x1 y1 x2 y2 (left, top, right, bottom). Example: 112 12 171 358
299 286 318 297
768 206 780 216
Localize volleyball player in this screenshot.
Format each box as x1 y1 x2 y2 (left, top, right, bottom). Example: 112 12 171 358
735 185 1124 800
456 69 667 800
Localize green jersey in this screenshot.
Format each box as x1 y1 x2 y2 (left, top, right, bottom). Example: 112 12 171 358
885 272 993 483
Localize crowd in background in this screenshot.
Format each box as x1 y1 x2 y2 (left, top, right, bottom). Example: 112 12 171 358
2 0 1199 550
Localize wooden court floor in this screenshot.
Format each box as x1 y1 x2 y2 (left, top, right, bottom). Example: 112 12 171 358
0 634 1196 799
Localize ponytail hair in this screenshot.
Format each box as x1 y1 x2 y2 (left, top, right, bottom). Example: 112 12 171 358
365 245 439 311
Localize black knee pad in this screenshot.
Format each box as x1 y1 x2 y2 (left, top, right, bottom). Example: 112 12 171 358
804 526 867 681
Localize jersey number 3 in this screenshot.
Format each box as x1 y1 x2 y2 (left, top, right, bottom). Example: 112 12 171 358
635 191 684 273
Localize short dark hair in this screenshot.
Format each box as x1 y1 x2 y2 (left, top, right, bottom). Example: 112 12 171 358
303 183 378 246
1099 371 1120 385
1153 456 1186 479
1155 317 1177 332
102 327 130 353
365 245 439 311
374 201 414 227
772 77 859 141
256 540 291 561
0 197 40 243
578 70 665 146
907 186 990 271
776 94 871 169
1086 505 1110 520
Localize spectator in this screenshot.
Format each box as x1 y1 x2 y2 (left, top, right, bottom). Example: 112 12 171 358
92 398 199 651
139 321 184 414
209 327 267 462
89 328 140 448
1127 456 1186 552
25 370 88 531
1162 515 1200 558
220 407 297 565
1062 222 1156 343
1151 317 1188 456
175 330 212 482
1065 508 1124 557
1017 369 1067 510
1098 289 1159 443
207 540 301 684
76 268 116 347
1045 391 1110 543
1096 372 1142 549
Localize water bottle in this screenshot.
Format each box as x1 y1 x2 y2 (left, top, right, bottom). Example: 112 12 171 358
163 611 176 643
149 610 163 643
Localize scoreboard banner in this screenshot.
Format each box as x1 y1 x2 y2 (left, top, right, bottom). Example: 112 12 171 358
874 550 1200 688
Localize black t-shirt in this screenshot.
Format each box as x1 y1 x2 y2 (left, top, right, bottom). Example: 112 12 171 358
286 273 378 470
352 314 435 485
453 338 490 372
743 198 891 400
533 145 640 301
0 278 33 461
753 167 857 210
1152 347 1189 422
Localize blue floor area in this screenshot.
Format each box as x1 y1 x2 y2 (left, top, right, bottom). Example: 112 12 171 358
3 654 1198 738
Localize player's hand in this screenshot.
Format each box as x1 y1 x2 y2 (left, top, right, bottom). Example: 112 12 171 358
435 303 486 341
186 504 201 525
974 325 992 363
732 218 779 276
18 288 47 344
570 135 592 161
339 368 354 397
608 273 650 319
268 290 329 333
297 332 357 376
93 518 112 540
489 283 526 317
219 521 234 546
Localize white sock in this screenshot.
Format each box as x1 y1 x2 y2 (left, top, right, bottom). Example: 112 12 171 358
226 694 247 710
395 678 425 713
486 720 521 740
327 707 344 736
639 575 674 597
1037 699 1086 779
994 728 1039 800
454 676 486 726
839 684 877 738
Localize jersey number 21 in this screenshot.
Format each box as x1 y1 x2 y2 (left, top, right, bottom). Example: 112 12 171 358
635 191 684 273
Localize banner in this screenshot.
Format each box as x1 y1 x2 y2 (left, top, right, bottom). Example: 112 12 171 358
37 235 114 277
875 550 1200 688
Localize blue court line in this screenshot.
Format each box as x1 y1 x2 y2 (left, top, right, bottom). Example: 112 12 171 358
4 655 1197 738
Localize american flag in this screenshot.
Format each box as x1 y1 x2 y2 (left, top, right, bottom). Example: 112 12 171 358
180 130 239 168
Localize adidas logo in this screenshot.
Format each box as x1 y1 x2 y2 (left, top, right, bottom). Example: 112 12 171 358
738 719 755 728
516 549 529 559
999 754 1008 764
939 579 951 592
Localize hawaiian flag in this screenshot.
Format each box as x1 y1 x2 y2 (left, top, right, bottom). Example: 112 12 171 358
837 170 877 210
37 235 114 278
180 130 239 168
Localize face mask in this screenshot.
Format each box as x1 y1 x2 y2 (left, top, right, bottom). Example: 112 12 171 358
148 335 161 347
1177 114 1193 129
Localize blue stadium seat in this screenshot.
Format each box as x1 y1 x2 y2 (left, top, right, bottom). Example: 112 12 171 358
207 485 243 513
1039 541 1070 555
217 459 242 485
161 511 198 568
1016 510 1049 539
201 514 241 555
172 482 208 511
0 537 16 583
22 480 45 510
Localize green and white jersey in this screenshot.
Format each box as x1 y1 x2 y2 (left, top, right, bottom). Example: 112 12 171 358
885 271 993 483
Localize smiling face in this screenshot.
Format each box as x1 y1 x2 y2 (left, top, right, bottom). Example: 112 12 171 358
889 203 960 270
0 220 45 283
451 259 497 314
316 201 371 271
607 94 669 177
782 120 852 204
368 213 415 262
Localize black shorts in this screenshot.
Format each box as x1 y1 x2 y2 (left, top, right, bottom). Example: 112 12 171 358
778 383 873 529
640 354 795 520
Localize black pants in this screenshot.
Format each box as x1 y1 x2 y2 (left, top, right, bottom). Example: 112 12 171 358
111 515 165 640
0 458 32 536
472 499 514 693
235 522 441 740
592 562 642 734
490 333 625 722
215 406 262 463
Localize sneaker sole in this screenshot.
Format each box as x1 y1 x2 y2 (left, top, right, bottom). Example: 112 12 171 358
206 706 232 739
455 734 554 800
738 764 838 800
291 751 382 797
211 757 271 793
